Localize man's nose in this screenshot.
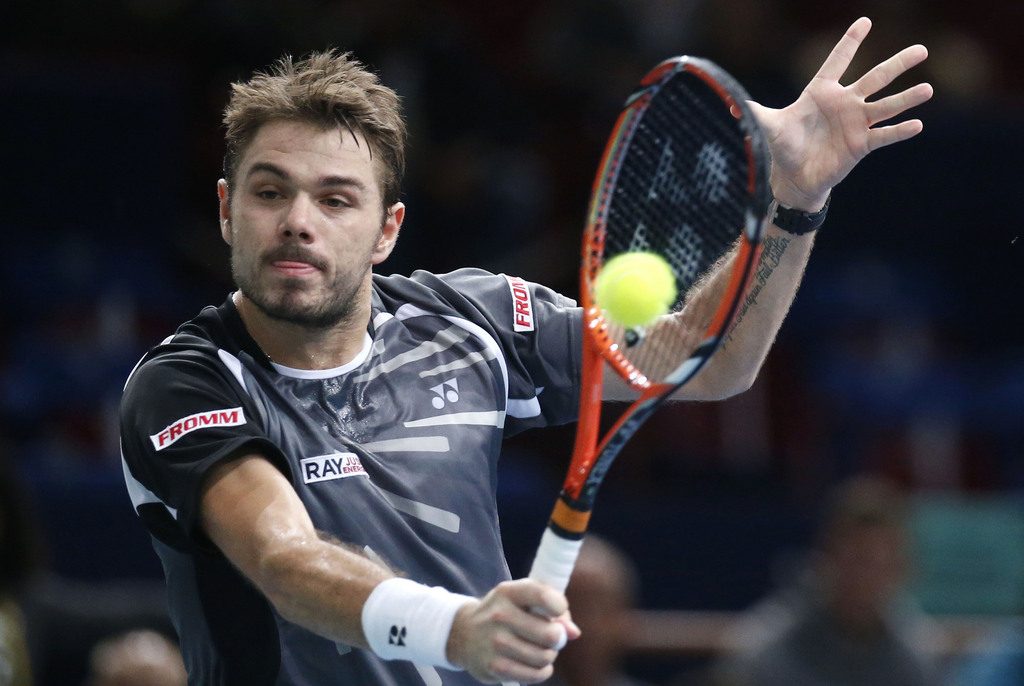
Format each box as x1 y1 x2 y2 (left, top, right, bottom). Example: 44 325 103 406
281 195 316 240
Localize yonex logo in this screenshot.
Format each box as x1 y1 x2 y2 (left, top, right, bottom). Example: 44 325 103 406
388 625 406 646
692 142 730 204
429 379 460 409
150 408 245 450
301 452 368 484
648 139 689 205
647 139 731 207
666 228 705 284
629 221 651 252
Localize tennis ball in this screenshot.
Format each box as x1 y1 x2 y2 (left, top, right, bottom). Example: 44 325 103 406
594 252 677 327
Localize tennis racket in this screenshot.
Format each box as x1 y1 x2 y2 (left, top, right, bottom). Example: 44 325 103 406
528 56 771 593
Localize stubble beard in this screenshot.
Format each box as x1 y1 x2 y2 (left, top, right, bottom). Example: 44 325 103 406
232 246 368 330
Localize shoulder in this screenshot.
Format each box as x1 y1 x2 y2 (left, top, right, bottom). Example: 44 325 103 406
122 299 256 409
372 268 576 332
372 267 516 308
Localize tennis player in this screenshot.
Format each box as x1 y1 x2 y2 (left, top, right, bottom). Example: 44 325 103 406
120 18 931 686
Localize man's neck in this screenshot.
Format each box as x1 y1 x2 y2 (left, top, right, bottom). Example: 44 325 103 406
234 292 371 370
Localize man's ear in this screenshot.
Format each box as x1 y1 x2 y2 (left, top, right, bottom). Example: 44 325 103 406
372 202 405 265
218 179 232 244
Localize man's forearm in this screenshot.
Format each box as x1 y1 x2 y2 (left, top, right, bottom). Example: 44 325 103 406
676 226 815 400
599 227 813 402
254 533 394 647
717 228 814 376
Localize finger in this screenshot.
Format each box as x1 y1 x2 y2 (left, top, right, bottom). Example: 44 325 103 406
745 100 782 141
557 611 582 640
492 630 559 670
814 16 872 83
508 579 568 619
515 612 573 650
552 623 567 650
852 44 929 98
867 119 925 151
865 82 934 126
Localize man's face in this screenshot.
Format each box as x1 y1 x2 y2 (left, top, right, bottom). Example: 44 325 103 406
219 120 403 329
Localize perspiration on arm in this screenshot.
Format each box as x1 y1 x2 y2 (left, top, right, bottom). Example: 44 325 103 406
199 454 394 647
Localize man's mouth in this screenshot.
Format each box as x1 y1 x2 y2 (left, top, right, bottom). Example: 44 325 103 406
264 246 327 276
271 260 320 277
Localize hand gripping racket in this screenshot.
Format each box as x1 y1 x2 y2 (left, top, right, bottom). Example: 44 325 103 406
528 56 771 593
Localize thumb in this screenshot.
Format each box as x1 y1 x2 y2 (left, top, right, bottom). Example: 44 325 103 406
553 623 567 650
746 100 780 139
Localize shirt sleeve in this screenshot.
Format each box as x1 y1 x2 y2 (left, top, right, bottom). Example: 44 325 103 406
119 347 286 548
407 268 583 435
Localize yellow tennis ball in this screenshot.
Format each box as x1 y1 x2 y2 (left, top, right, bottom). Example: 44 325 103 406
594 252 677 327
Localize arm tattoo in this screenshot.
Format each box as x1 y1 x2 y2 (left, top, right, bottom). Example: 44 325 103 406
723 234 791 346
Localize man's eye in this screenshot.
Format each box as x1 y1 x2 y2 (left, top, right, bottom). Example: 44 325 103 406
257 190 281 200
323 197 349 208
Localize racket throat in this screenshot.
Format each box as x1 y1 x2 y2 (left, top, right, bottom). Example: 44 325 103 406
547 497 592 540
563 341 604 501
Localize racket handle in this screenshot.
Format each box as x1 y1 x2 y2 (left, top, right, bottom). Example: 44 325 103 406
528 527 585 594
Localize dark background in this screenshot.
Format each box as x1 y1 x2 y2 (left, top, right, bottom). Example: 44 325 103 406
2 0 1023 683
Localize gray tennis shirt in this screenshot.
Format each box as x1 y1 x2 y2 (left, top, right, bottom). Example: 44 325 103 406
119 268 582 685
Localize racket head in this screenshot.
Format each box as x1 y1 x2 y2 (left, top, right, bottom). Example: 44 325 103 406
530 56 772 591
580 55 771 394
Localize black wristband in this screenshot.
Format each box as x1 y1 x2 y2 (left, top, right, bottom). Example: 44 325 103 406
769 193 830 235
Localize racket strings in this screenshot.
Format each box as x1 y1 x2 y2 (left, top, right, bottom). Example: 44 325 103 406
597 71 757 382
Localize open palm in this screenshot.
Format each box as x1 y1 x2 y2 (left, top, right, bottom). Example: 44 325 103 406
749 17 934 211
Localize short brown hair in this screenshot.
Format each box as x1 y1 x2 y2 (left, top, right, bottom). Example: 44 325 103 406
222 49 406 210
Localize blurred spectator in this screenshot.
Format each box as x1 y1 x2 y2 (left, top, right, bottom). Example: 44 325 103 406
710 474 940 686
546 534 655 686
0 455 44 686
86 630 186 686
1 449 175 686
20 575 177 686
0 597 31 686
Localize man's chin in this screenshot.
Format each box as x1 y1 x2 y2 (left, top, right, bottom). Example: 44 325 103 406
249 292 352 330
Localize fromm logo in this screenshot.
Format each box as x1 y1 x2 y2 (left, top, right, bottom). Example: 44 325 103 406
150 408 245 451
505 275 535 332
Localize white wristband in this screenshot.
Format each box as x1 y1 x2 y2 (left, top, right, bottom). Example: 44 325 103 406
361 578 474 670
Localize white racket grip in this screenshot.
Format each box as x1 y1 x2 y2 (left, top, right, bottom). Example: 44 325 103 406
528 528 584 594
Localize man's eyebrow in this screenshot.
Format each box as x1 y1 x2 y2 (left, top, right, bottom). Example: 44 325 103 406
320 175 367 193
246 162 290 181
245 163 367 193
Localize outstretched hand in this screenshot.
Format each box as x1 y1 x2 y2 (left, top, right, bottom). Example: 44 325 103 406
749 17 934 211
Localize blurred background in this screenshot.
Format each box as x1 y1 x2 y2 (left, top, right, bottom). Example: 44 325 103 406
2 0 1022 684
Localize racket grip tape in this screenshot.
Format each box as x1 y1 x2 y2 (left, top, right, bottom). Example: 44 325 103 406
528 528 585 593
